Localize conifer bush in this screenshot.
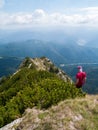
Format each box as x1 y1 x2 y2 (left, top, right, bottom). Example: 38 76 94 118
0 68 85 127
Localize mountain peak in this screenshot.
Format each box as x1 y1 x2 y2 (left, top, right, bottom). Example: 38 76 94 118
19 57 56 71
19 57 72 83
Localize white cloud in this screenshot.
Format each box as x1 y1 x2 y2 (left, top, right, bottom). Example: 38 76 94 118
77 39 87 46
80 7 98 14
1 7 98 28
33 9 46 18
0 0 4 8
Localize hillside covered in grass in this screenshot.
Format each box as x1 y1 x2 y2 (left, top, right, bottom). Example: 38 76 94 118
1 95 98 130
0 57 85 128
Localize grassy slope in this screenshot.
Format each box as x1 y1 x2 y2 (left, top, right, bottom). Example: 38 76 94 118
14 95 98 130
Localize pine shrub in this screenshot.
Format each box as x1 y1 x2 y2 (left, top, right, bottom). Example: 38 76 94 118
0 68 85 127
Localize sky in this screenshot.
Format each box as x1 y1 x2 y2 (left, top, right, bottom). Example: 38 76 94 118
0 0 98 29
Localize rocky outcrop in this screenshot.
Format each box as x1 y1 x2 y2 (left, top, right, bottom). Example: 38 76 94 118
19 57 73 83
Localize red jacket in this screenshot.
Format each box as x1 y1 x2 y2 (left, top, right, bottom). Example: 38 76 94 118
76 71 86 87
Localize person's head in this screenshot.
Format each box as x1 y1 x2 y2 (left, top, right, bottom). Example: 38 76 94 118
77 66 82 72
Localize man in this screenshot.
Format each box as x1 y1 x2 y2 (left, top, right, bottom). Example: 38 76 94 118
75 66 86 88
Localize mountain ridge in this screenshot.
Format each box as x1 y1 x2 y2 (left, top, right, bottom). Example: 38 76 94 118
18 57 72 83
0 57 84 128
0 39 98 64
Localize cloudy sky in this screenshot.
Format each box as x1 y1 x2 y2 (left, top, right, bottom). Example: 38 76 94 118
0 0 98 29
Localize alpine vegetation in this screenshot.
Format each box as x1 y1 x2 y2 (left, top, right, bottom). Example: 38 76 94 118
0 57 85 128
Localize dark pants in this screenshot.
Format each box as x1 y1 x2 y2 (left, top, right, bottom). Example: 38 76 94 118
76 85 82 88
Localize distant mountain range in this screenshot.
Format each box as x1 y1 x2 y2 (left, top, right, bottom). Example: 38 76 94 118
0 28 98 48
0 39 98 65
